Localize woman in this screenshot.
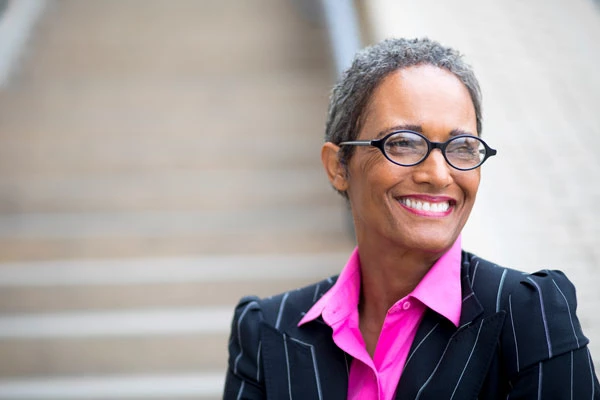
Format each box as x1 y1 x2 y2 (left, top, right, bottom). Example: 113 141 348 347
224 38 599 399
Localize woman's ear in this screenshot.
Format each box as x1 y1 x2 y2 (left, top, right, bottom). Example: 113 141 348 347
321 142 349 192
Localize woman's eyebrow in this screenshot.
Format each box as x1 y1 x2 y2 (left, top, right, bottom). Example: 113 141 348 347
376 124 422 138
449 128 476 137
374 126 476 139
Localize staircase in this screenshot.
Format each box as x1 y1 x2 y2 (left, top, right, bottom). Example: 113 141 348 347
0 1 354 398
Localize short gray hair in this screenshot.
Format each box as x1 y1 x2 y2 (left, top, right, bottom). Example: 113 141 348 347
325 37 483 167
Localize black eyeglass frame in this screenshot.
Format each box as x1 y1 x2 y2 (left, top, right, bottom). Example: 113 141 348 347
339 130 497 171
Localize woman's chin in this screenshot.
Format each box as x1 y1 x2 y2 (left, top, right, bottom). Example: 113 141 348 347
392 230 459 255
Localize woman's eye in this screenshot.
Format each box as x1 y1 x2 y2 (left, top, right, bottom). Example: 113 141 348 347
386 139 421 156
387 136 423 148
388 139 413 147
449 139 481 159
456 145 476 153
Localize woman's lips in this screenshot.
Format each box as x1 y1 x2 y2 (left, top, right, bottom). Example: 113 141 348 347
397 196 455 217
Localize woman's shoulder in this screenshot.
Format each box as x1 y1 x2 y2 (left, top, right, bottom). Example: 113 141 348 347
462 251 581 314
231 275 338 330
463 251 589 370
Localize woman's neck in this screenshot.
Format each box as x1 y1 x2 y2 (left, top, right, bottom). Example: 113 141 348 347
356 240 442 357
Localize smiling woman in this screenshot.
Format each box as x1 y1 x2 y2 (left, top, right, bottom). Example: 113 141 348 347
324 65 483 258
223 38 600 399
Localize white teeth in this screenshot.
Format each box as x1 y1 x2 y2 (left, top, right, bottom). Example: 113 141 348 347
400 198 450 213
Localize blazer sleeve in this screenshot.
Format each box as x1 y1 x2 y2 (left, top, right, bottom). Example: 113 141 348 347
502 270 600 398
223 296 266 400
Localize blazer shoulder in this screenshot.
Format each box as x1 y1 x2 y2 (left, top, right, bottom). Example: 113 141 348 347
253 275 338 330
464 252 589 373
225 295 264 394
462 251 526 313
505 268 588 349
504 268 590 376
234 275 337 330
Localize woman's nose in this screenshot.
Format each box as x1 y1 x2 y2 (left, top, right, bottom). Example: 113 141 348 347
412 149 453 187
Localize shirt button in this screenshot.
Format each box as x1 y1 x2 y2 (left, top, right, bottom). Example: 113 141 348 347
403 301 411 310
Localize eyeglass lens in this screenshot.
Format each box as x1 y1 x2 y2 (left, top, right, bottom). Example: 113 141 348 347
383 131 486 169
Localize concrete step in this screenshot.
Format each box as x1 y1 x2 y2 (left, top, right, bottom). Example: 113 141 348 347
0 253 348 312
0 206 348 236
0 253 348 378
0 371 225 399
0 333 226 378
20 0 327 83
0 72 330 139
0 169 336 213
0 278 322 314
0 132 326 176
0 205 353 261
0 80 330 176
0 230 353 262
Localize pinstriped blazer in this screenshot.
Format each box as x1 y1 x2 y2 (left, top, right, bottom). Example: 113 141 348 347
224 251 600 399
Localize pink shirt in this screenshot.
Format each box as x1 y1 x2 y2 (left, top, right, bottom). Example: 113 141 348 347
298 238 463 400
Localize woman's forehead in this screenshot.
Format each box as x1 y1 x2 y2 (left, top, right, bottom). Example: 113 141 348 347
359 66 477 137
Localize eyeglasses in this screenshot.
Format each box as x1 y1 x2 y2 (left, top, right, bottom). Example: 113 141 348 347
339 130 497 171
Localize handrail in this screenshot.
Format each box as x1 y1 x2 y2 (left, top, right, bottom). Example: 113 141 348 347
0 0 46 87
321 0 362 77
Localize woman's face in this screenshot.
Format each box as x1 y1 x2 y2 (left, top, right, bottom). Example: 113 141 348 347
328 65 480 254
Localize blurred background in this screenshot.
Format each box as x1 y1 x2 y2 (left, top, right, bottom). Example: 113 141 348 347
0 0 598 398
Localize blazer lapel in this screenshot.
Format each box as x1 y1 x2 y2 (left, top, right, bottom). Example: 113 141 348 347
395 262 506 399
458 265 485 327
260 319 349 400
395 309 461 399
260 277 348 400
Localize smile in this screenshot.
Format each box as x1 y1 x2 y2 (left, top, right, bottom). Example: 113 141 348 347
397 197 454 216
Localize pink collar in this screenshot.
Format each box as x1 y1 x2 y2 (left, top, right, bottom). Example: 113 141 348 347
299 237 463 327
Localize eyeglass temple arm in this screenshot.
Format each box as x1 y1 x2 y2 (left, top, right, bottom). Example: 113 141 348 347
339 140 373 146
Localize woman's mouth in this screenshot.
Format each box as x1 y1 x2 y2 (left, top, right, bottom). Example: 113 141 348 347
397 197 455 216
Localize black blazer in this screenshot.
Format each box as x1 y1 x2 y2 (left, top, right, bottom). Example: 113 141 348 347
224 251 600 399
